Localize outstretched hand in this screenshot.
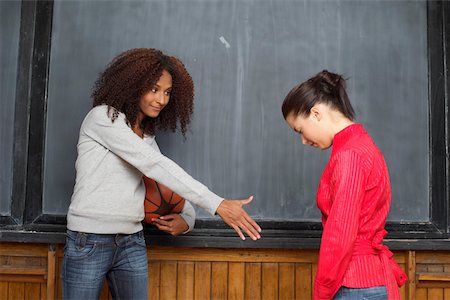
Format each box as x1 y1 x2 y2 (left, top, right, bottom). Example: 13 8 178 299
216 196 261 241
152 214 189 236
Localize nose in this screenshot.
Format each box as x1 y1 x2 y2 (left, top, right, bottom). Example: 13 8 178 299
156 92 169 105
301 136 308 145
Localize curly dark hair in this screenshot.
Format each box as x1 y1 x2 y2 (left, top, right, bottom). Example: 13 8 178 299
92 48 194 137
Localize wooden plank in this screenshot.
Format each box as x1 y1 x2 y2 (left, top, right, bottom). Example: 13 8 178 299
177 261 194 300
296 263 311 300
245 263 261 300
0 244 48 257
99 280 110 300
279 263 295 300
0 266 46 275
194 262 211 300
428 264 444 299
406 251 416 300
392 253 406 264
148 247 318 263
160 261 177 300
211 262 227 300
228 262 245 300
261 263 278 300
399 263 406 300
418 273 450 281
148 261 160 300
40 283 47 300
25 282 41 300
416 252 450 264
9 282 25 299
0 274 46 283
55 257 62 300
416 287 427 300
444 265 450 300
0 282 8 299
47 245 56 300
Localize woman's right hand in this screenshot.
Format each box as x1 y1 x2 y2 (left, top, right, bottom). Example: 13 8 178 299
216 196 261 241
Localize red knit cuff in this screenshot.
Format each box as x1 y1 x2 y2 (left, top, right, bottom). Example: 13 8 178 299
313 280 333 300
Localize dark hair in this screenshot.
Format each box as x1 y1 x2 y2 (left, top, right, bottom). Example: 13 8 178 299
282 70 355 121
92 48 194 137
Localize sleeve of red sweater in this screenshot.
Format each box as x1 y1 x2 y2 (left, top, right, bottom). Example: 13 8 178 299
314 150 368 300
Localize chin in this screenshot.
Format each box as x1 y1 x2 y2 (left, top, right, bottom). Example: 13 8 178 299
145 111 160 118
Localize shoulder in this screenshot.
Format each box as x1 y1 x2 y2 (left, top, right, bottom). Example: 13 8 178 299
83 105 125 125
330 148 371 177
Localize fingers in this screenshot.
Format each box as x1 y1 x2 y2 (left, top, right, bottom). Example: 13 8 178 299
217 197 262 241
231 224 245 241
240 195 254 206
152 218 171 226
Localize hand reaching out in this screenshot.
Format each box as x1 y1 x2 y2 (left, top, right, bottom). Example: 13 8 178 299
216 196 262 241
152 214 189 236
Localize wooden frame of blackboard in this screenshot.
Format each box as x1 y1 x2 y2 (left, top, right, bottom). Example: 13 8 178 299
0 0 449 250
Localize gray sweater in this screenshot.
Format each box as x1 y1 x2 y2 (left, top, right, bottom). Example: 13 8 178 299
67 105 223 234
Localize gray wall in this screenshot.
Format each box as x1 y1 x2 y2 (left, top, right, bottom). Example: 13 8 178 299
0 1 21 215
43 0 429 222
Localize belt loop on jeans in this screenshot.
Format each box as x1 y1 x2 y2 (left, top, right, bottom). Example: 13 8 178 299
75 232 87 250
139 230 144 239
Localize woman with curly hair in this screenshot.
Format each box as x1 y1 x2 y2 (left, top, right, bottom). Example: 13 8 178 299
62 48 261 300
282 70 407 299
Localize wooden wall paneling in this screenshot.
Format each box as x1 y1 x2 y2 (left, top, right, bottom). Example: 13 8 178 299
24 282 40 300
428 264 445 299
194 262 211 300
399 262 406 299
228 262 245 300
279 263 295 300
417 263 428 298
9 282 25 299
407 251 417 300
245 262 261 300
295 263 312 300
0 282 8 298
211 262 227 300
98 280 111 300
46 244 55 300
40 283 46 300
261 263 278 300
444 265 450 299
177 261 194 300
160 261 177 300
148 261 161 300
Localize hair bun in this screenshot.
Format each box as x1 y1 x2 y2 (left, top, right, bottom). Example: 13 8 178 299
318 70 343 96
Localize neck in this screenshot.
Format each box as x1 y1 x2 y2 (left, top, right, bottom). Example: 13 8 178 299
330 115 354 140
133 112 145 138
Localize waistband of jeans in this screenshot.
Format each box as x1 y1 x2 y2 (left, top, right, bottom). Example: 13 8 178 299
66 229 144 242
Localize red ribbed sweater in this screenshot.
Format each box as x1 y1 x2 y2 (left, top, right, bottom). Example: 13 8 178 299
314 124 407 300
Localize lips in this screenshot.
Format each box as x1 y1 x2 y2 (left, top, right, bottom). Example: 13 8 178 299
150 106 162 111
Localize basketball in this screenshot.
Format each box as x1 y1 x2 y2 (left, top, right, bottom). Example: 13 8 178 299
143 176 185 223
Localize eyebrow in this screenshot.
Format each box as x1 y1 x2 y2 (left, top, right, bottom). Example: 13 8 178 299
154 83 172 89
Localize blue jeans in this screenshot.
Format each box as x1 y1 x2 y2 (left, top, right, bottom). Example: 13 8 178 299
334 286 388 300
62 230 148 300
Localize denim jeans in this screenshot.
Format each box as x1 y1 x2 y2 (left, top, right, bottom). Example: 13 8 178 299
62 230 148 300
333 286 388 300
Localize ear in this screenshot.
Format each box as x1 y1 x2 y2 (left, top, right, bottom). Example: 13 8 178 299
310 106 322 121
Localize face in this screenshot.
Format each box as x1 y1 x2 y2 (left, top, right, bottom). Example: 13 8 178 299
138 69 173 119
285 108 333 150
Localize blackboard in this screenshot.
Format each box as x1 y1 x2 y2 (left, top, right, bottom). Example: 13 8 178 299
0 1 21 215
43 0 428 222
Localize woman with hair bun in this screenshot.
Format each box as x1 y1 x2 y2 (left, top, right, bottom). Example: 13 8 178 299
62 48 261 299
282 70 407 299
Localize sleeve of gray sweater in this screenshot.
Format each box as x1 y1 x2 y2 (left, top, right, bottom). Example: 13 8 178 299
83 105 223 216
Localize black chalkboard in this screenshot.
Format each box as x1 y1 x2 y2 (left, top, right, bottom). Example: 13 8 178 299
43 0 429 222
0 1 21 215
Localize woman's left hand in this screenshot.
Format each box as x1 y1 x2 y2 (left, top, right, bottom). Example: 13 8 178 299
151 214 189 236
